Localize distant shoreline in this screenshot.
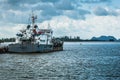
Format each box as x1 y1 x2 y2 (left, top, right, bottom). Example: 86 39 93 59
0 35 120 43
64 41 120 42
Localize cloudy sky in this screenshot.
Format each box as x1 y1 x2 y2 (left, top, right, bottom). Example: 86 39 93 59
0 0 120 39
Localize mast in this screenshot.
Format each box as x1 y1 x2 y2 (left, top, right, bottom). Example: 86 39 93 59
31 12 37 28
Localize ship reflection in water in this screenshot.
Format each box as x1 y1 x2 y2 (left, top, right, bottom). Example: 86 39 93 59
0 42 120 80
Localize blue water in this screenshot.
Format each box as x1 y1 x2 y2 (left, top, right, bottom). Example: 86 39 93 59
0 42 120 80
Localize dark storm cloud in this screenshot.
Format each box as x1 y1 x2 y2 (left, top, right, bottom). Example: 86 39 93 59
0 10 29 24
79 0 111 3
5 0 59 6
33 3 54 10
1 0 57 11
55 0 74 10
63 8 91 20
0 0 29 11
40 0 60 3
31 3 62 22
6 0 40 4
94 7 108 16
93 7 118 16
0 0 92 24
78 9 91 15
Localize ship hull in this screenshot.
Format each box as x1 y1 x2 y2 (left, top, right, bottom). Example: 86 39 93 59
8 43 63 53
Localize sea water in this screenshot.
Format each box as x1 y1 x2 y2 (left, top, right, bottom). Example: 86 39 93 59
0 42 120 80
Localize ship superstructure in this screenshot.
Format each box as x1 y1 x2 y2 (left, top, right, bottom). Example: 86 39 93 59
8 13 63 53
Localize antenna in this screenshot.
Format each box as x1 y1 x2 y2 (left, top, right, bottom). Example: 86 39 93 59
31 11 37 26
28 13 31 25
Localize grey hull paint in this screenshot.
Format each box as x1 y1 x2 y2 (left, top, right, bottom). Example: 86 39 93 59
8 43 54 53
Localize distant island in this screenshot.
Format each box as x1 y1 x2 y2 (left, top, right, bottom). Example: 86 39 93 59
0 35 119 43
57 35 119 42
91 36 117 41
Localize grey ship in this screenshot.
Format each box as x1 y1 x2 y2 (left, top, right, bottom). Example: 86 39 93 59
8 14 63 53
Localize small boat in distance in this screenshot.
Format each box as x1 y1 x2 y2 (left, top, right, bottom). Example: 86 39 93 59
8 13 63 53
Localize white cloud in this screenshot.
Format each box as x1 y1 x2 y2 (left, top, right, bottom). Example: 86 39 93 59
0 0 120 39
0 15 120 39
39 15 120 39
0 24 25 38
